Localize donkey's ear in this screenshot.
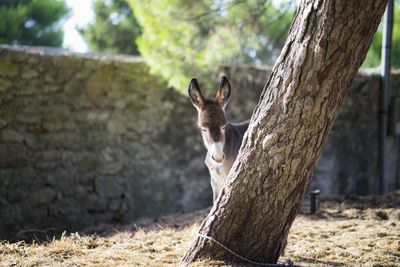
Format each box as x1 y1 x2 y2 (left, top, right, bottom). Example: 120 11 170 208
188 78 205 110
216 76 231 109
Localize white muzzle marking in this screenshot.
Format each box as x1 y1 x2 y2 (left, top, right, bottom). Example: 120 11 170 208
210 142 224 163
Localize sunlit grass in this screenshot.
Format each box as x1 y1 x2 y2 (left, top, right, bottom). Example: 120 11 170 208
1 192 399 266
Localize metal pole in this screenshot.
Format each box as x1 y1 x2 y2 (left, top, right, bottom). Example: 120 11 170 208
379 0 393 195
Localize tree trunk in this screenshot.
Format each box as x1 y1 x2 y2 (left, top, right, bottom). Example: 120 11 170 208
182 0 388 264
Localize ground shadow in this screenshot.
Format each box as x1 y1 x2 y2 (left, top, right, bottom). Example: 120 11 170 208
81 208 210 238
1 208 211 244
292 256 345 266
5 191 399 243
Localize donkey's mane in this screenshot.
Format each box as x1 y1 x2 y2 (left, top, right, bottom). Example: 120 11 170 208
204 98 216 105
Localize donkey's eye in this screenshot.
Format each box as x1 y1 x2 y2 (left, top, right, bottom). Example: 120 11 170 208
201 128 207 132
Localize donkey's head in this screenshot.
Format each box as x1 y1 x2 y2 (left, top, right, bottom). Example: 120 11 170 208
188 76 231 164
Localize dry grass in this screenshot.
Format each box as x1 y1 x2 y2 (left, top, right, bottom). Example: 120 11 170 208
1 191 400 266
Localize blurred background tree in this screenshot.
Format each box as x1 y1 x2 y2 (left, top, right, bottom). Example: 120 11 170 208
129 0 296 90
0 0 70 47
363 0 400 69
79 0 141 55
1 0 398 89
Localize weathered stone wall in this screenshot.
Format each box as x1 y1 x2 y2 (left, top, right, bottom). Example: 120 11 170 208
221 66 399 196
0 45 399 239
0 45 210 239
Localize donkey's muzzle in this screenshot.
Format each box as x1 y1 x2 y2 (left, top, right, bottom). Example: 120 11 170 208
210 142 225 163
212 154 225 163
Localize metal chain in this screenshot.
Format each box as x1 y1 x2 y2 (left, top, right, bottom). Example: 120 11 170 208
197 233 300 267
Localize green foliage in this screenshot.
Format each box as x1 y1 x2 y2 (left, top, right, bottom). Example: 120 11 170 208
363 0 400 69
79 0 141 55
363 28 382 69
0 0 70 47
130 0 295 91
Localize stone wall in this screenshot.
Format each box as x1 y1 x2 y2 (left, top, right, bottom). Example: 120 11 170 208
0 45 209 239
0 45 399 239
224 66 400 196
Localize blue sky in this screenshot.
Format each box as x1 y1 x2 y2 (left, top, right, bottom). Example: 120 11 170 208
63 0 94 52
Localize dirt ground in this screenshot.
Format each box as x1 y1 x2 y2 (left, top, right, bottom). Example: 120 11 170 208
1 191 399 266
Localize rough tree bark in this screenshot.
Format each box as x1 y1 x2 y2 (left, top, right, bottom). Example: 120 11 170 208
182 0 388 264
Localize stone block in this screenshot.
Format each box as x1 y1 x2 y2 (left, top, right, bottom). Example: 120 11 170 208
35 160 58 171
78 173 94 184
1 204 22 224
87 111 110 122
120 200 128 211
42 120 64 132
21 70 39 79
27 124 44 134
85 131 107 150
61 152 79 168
101 147 124 162
54 198 81 216
64 81 83 97
63 120 77 131
44 105 71 121
41 150 61 161
95 176 122 198
99 65 115 81
46 174 76 195
22 104 44 115
99 162 123 175
0 60 18 78
74 111 88 123
16 86 39 96
44 74 55 83
106 119 126 134
42 85 61 94
0 129 24 143
0 104 16 122
12 167 36 186
75 185 86 199
15 113 42 124
0 170 12 187
0 144 27 168
7 187 29 203
30 187 56 205
0 119 7 129
72 99 92 110
62 134 84 151
79 153 100 172
27 55 40 64
0 78 12 92
47 134 64 149
86 80 106 98
87 194 106 211
114 99 127 109
108 199 121 211
74 69 91 80
23 135 46 150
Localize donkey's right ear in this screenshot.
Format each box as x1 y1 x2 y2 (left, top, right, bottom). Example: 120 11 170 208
188 78 205 110
216 76 231 109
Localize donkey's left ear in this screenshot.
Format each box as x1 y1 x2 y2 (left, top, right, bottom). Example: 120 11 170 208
188 78 206 110
216 76 231 109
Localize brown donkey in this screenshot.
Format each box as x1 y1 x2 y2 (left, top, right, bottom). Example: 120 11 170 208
188 76 249 203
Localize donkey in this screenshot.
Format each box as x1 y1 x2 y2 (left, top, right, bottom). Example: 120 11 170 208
188 76 249 203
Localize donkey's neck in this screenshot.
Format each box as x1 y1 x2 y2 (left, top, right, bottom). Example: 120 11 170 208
224 122 248 160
